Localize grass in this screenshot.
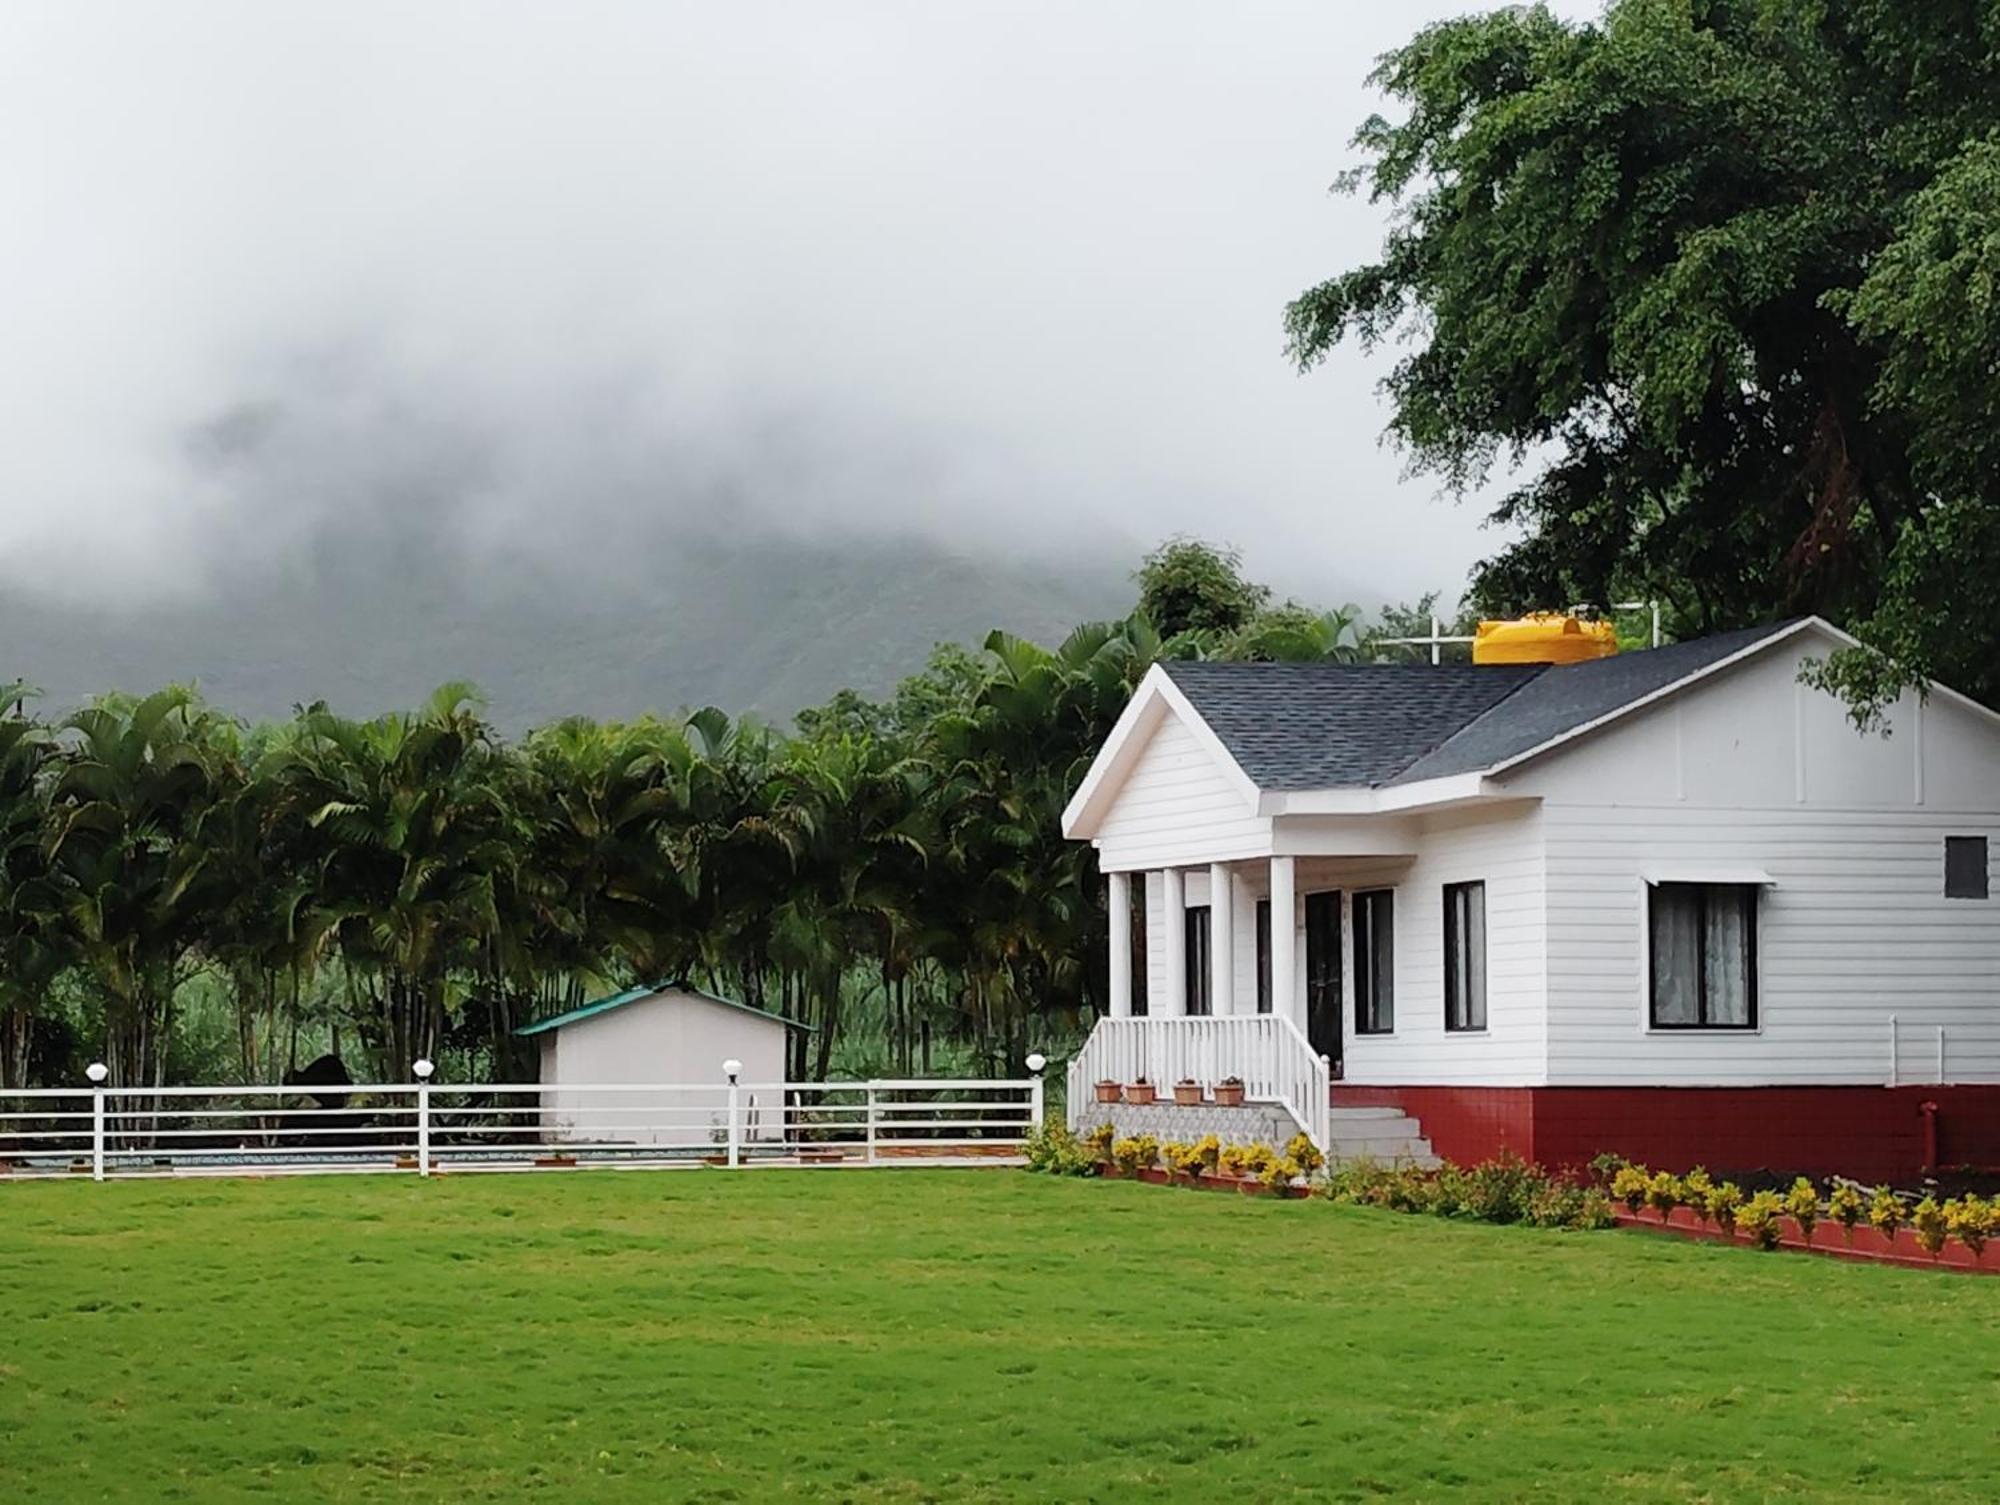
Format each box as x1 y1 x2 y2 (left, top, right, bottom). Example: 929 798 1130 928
1 1170 1996 1503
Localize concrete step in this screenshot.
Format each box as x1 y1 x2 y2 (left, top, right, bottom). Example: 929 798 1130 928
1325 1106 1442 1170
1328 1107 1415 1122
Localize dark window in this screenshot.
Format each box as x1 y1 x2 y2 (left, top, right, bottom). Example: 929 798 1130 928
1131 880 1148 1016
1255 899 1272 1013
1443 881 1487 1032
1649 883 1757 1029
1353 888 1394 1034
1946 836 1989 900
1184 905 1211 1015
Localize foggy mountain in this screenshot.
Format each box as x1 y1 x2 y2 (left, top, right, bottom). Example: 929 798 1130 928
0 533 1136 730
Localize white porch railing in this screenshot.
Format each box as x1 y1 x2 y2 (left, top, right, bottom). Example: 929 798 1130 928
1064 1014 1330 1153
0 1072 1041 1180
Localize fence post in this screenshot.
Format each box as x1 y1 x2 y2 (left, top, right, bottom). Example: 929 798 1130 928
86 1062 108 1181
865 1081 879 1164
1025 1052 1046 1136
413 1059 434 1175
724 1059 742 1167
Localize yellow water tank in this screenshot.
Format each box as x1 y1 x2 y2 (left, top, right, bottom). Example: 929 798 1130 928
1473 613 1619 666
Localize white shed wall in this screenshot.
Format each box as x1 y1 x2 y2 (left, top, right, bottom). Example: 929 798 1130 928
1509 634 2000 1086
538 990 789 1146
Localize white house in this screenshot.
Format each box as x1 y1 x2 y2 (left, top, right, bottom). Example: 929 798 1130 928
516 982 805 1149
1061 618 2000 1179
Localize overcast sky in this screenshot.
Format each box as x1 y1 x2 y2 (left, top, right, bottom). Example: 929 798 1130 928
1 1 1598 608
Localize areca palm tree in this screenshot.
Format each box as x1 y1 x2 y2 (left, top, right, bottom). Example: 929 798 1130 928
266 684 523 1078
42 687 242 1088
0 688 63 1088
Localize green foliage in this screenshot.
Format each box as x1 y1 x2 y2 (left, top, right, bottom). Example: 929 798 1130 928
1288 1 2000 707
1738 1191 1788 1251
1323 1154 1606 1231
1023 1122 1101 1177
1134 537 1270 639
1111 1134 1160 1175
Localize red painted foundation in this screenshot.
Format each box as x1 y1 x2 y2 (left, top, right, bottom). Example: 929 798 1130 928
1332 1084 2000 1182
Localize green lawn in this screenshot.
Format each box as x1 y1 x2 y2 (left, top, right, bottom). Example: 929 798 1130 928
1 1170 1995 1502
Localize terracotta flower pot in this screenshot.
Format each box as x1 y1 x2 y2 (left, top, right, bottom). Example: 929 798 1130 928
1214 1083 1245 1107
1094 1080 1121 1104
1124 1083 1156 1105
1172 1083 1203 1106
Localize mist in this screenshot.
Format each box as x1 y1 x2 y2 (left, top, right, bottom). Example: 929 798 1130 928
0 0 1619 619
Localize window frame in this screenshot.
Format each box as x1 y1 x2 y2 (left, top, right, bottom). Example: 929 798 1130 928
1946 836 1989 900
1645 881 1759 1032
1442 880 1487 1033
1352 887 1395 1036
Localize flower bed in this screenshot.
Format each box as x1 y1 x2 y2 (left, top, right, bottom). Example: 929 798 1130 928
1604 1160 2000 1274
1614 1204 1996 1273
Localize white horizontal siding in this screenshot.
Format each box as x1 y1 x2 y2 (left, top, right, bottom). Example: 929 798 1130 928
1341 805 1548 1087
1540 807 2000 1085
1094 712 1267 872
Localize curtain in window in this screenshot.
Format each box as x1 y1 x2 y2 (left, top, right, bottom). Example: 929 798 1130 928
1650 885 1702 1026
1703 887 1752 1026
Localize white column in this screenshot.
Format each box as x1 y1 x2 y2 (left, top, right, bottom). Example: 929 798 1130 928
1159 867 1187 1017
1208 862 1235 1016
1106 870 1133 1019
1269 855 1298 1031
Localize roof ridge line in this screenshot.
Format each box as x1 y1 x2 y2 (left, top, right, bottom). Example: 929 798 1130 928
1366 662 1551 787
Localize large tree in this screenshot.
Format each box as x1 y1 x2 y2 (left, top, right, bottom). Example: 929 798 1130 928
1286 1 2000 715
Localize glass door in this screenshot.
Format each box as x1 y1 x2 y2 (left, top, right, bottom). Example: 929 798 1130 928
1304 891 1342 1073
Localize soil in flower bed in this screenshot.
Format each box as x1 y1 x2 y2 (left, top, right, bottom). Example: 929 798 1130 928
1616 1206 1997 1274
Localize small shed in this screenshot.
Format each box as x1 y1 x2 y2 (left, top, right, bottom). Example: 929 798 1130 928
515 982 806 1148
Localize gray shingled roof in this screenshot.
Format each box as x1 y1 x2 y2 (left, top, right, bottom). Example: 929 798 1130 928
1161 622 1796 792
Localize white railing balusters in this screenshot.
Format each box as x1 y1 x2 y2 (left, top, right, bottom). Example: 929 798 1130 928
1063 1015 1330 1154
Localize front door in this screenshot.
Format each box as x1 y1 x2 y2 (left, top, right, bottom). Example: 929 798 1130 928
1304 890 1342 1074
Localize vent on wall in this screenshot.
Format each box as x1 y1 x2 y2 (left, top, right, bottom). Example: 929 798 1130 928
1945 836 1989 899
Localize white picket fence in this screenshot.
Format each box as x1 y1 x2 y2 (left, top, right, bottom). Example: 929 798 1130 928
0 1067 1044 1180
1063 1014 1330 1152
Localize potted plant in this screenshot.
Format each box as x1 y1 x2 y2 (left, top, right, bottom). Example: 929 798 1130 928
1094 1079 1121 1104
1213 1076 1245 1108
1124 1076 1156 1106
1172 1078 1203 1106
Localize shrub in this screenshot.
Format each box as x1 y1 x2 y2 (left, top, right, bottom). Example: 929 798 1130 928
1083 1122 1116 1160
1868 1186 1906 1240
1216 1143 1250 1179
1827 1183 1865 1236
1285 1132 1325 1178
1681 1167 1715 1219
1610 1163 1650 1214
1738 1190 1787 1250
1945 1195 1993 1258
1460 1152 1542 1224
1110 1134 1159 1175
1703 1180 1744 1233
1643 1170 1684 1219
1912 1196 1948 1257
1193 1134 1223 1176
1023 1122 1099 1176
1589 1151 1630 1183
1784 1178 1820 1241
1261 1154 1304 1192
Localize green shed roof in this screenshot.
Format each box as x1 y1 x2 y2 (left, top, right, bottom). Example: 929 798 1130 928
513 981 812 1037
